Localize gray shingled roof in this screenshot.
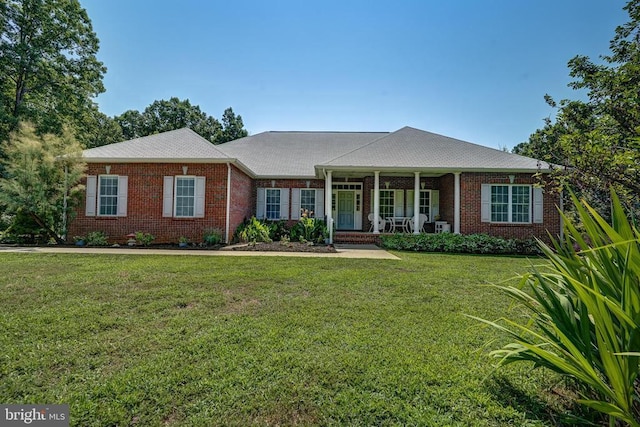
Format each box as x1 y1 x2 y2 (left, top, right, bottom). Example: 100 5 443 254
319 126 550 172
218 131 388 178
82 126 550 177
82 128 230 162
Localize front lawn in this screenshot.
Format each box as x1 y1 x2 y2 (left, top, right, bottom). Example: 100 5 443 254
0 253 571 426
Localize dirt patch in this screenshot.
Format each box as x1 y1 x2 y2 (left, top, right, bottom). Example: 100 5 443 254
230 242 337 253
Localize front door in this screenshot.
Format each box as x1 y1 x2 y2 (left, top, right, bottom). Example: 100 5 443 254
337 191 355 230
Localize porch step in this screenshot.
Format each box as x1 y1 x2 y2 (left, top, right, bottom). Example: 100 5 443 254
334 232 386 245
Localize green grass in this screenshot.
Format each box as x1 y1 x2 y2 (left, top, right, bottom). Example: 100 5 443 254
0 252 572 426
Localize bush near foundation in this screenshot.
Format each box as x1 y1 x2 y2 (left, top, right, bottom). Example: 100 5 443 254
380 232 541 255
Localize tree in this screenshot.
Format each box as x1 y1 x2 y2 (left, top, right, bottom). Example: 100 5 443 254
0 123 85 243
0 0 106 143
220 107 248 143
113 98 248 144
514 1 640 218
75 107 123 149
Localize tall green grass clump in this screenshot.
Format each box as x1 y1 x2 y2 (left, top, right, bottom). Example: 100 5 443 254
475 191 640 426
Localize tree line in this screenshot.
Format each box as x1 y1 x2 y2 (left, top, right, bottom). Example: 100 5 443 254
0 0 247 151
0 0 247 242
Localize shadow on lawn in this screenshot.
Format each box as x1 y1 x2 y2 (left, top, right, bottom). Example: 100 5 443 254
486 375 598 426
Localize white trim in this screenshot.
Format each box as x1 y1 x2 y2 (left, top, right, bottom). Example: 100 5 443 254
291 188 301 220
533 187 544 223
225 163 231 244
85 175 97 217
97 174 120 217
413 172 420 234
194 176 206 218
174 175 197 218
163 176 174 217
454 172 460 233
373 171 380 233
117 176 128 217
256 188 266 219
485 184 534 224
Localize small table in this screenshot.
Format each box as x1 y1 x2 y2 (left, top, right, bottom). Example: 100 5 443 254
387 217 411 233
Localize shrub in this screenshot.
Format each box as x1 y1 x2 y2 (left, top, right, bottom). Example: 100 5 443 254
380 233 540 255
474 191 640 425
85 231 108 246
203 228 223 246
135 231 155 246
290 210 328 244
265 220 290 241
235 217 271 244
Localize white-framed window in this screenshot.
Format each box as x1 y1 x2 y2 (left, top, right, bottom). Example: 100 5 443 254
483 184 532 223
291 188 325 219
407 190 435 219
98 175 119 216
300 189 315 213
256 188 290 220
85 174 128 217
175 176 196 217
163 176 205 218
266 189 281 220
379 190 395 218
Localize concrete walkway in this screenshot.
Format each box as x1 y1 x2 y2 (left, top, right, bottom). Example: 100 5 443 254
0 244 400 260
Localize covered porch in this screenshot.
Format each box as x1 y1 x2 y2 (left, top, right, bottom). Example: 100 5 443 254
322 169 461 244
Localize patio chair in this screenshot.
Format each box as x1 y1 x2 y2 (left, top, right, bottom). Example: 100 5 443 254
406 213 429 233
367 213 387 232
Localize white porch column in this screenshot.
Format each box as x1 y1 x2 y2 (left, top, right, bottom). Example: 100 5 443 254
373 171 380 234
454 172 461 234
413 172 420 234
325 170 333 243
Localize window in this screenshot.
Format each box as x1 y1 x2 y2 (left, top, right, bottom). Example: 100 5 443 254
266 189 281 220
379 190 394 218
490 185 530 223
98 175 119 216
86 175 127 217
175 177 195 217
419 190 430 216
300 189 315 214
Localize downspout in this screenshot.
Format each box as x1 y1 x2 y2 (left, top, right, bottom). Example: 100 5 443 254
62 164 68 241
322 168 333 244
225 162 232 244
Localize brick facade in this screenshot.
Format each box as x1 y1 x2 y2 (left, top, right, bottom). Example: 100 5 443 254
460 172 561 240
68 162 251 244
70 167 561 244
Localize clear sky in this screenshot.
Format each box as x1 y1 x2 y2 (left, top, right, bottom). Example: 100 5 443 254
80 0 627 150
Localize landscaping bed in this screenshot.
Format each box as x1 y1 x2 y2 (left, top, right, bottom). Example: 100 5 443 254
229 241 336 253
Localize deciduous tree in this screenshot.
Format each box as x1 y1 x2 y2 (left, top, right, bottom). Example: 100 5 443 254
0 123 85 243
113 98 248 144
0 0 106 144
514 1 640 217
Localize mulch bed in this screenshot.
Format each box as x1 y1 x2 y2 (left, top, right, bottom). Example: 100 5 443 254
230 242 337 253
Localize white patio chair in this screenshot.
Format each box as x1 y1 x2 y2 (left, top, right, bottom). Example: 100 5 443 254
407 213 428 233
367 213 386 232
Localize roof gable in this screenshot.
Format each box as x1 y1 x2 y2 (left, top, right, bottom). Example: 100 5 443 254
218 131 387 178
82 128 230 162
320 126 549 171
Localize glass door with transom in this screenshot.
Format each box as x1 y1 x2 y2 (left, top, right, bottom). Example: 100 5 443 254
331 184 363 230
337 191 354 229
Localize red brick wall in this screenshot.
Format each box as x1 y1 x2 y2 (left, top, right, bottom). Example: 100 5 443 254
460 172 561 240
68 163 238 244
253 179 325 224
438 174 454 223
229 165 253 239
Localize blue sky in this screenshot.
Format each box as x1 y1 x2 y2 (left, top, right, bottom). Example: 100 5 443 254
81 0 627 150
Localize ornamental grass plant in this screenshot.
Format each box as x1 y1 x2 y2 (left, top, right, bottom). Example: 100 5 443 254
474 191 640 425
